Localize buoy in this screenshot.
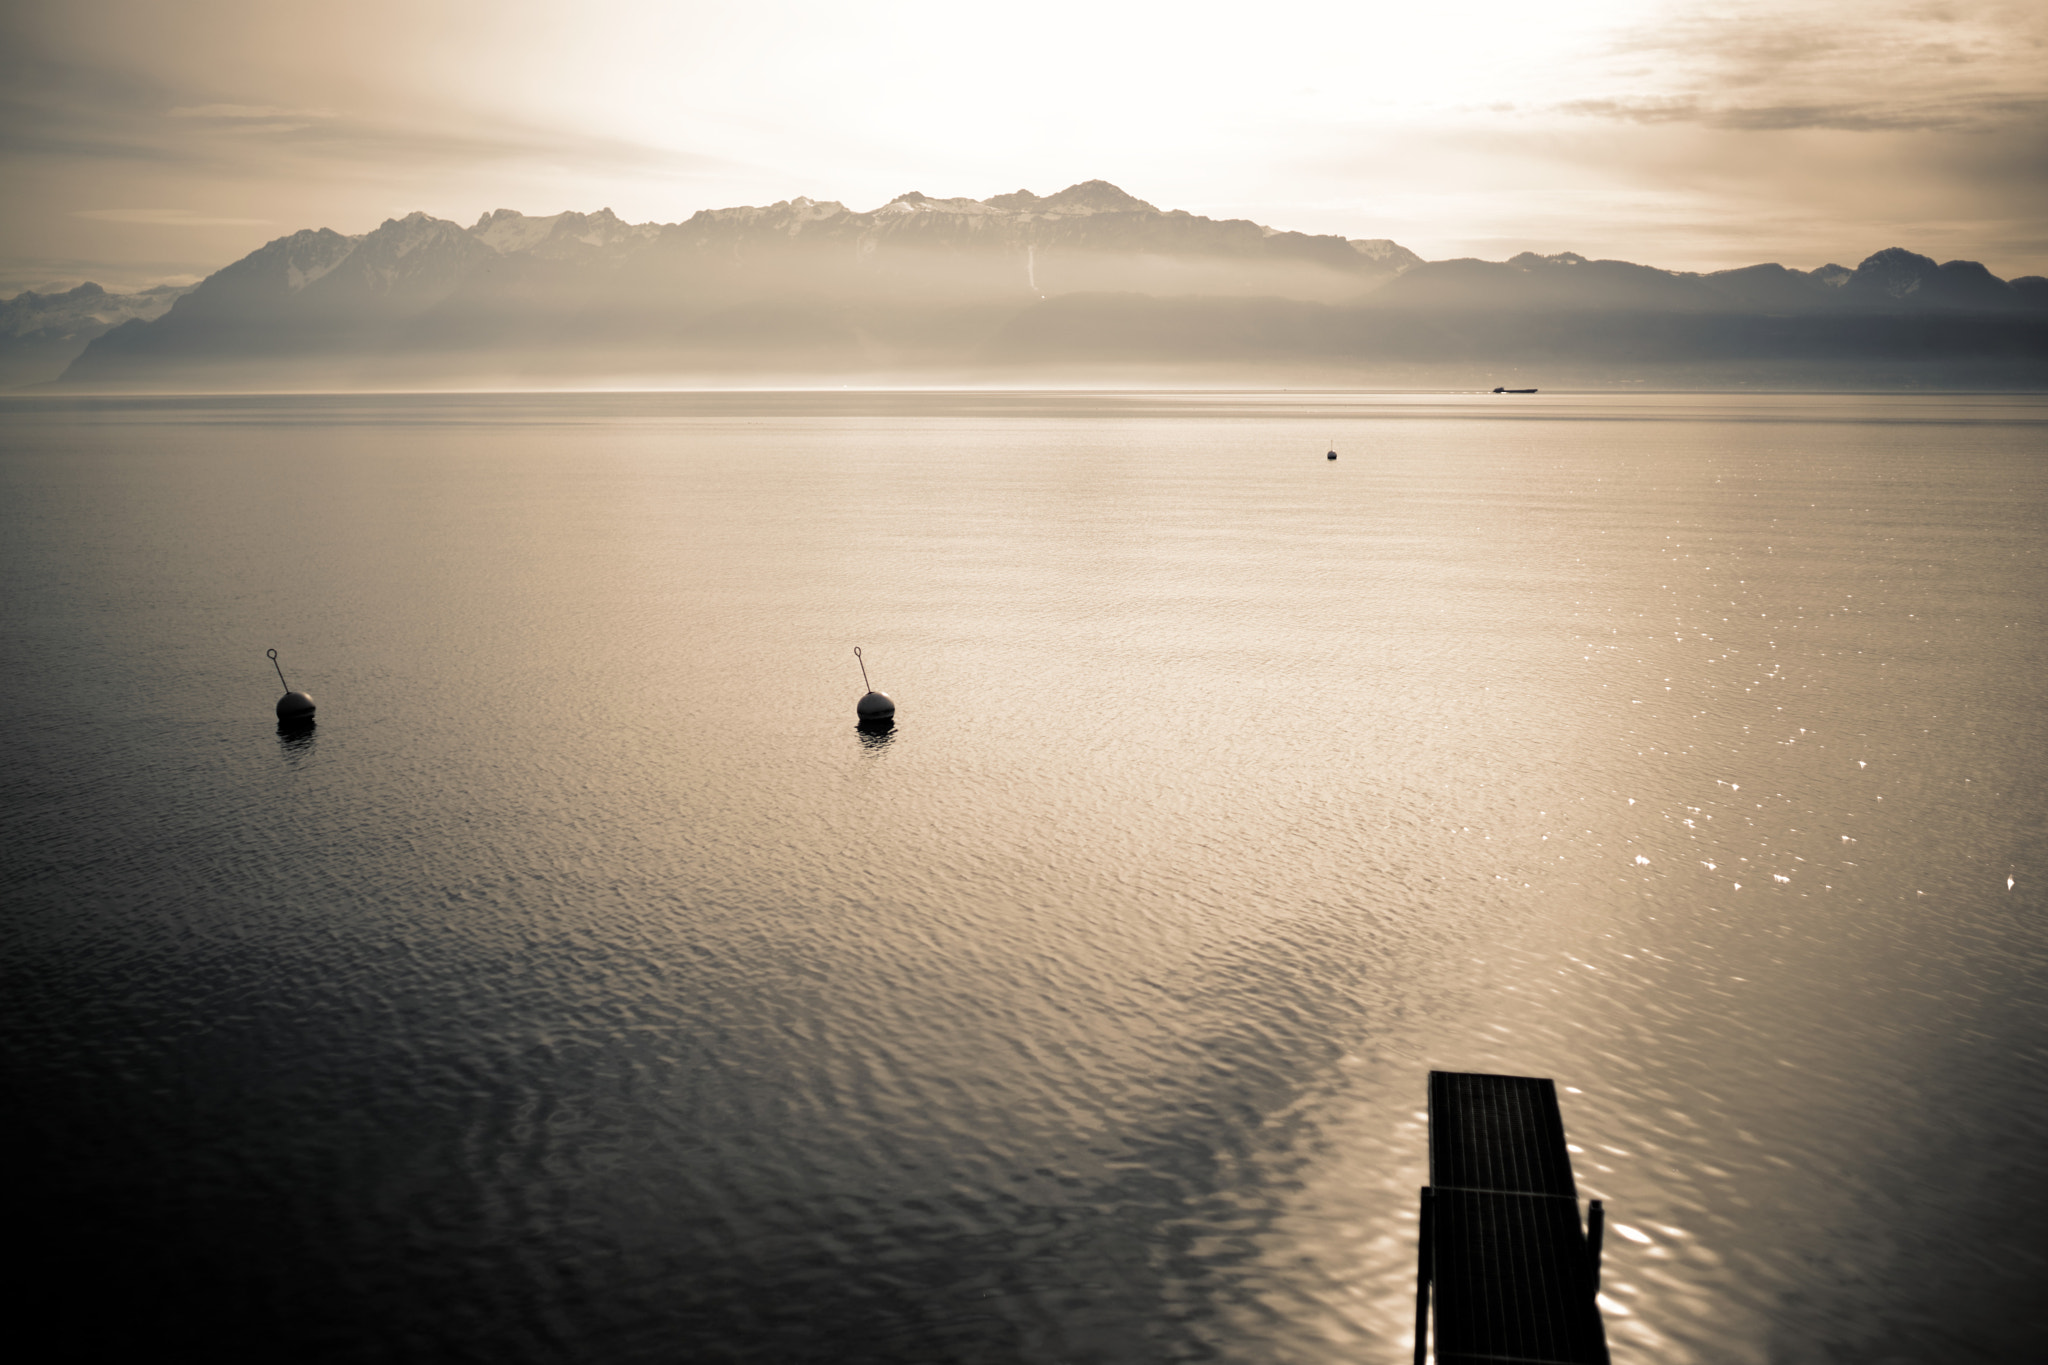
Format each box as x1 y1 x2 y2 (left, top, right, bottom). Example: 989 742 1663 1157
269 648 316 721
853 646 895 721
1327 434 1337 460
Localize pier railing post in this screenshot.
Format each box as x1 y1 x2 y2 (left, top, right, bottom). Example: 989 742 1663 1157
1415 1186 1433 1365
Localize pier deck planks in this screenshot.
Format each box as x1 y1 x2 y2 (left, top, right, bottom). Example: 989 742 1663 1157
1422 1070 1609 1365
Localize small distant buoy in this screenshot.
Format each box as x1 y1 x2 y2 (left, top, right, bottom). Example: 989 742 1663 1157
853 646 895 721
269 648 316 721
1326 432 1337 460
1327 450 1337 460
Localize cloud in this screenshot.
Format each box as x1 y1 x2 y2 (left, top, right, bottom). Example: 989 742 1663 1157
1560 93 2048 134
1708 96 2048 134
0 6 744 183
72 208 273 226
3 68 743 202
1556 98 1703 125
168 103 335 120
1581 1 2048 135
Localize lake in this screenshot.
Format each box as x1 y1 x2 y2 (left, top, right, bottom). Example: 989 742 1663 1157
3 390 2043 1363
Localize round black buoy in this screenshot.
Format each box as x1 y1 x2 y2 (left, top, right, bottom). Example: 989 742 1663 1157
269 648 316 721
853 646 894 722
1326 433 1337 460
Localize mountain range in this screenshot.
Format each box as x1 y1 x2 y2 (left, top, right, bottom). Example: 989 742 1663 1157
23 181 2048 389
0 281 193 388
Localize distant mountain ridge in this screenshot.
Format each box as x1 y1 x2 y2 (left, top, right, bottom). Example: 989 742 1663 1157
0 281 192 387
1376 246 2047 314
42 181 2048 388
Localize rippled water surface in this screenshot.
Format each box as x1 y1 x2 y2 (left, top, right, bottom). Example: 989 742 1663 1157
4 391 2044 1363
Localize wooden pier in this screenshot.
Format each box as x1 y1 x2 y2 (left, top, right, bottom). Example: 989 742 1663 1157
1415 1071 1610 1365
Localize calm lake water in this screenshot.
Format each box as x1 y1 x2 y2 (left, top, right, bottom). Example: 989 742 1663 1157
3 391 2044 1364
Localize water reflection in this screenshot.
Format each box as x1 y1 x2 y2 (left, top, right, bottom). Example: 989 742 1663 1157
4 392 2042 1365
276 718 316 759
856 718 895 750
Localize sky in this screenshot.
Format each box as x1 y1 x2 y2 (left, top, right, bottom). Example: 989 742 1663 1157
4 0 2046 293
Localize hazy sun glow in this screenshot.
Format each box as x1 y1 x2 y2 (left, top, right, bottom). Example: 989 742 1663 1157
2 0 2045 291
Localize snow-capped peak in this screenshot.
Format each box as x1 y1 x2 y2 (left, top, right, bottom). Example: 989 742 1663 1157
472 209 570 254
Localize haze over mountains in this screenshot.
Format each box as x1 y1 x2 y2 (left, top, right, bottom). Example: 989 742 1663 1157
25 181 2048 389
0 281 193 389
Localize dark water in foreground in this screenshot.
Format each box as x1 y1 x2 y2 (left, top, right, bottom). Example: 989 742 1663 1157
3 391 2044 1364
